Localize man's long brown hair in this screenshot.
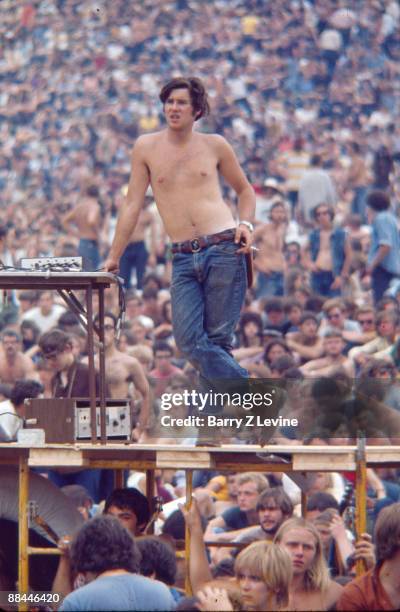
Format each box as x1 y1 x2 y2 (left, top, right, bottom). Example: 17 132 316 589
159 77 210 121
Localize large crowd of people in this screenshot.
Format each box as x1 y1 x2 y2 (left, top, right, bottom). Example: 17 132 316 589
1 0 400 261
1 0 400 610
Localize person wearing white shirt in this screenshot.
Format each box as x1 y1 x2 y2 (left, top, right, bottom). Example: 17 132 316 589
22 290 66 333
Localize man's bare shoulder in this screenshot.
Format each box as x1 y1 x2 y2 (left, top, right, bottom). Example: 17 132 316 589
113 349 142 368
325 579 343 607
134 131 166 149
198 132 228 148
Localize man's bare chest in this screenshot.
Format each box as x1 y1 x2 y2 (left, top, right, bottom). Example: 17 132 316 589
106 358 131 382
319 231 332 251
0 357 25 377
147 146 217 187
258 227 285 250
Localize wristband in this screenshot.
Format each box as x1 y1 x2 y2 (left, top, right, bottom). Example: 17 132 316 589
239 220 254 233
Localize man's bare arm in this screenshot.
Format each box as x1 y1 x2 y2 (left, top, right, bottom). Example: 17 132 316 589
286 336 324 360
216 136 255 253
147 210 158 268
23 354 38 377
61 208 79 239
104 138 150 271
204 514 227 540
129 356 151 429
341 234 352 279
205 524 258 543
232 346 263 360
300 357 328 374
180 498 213 594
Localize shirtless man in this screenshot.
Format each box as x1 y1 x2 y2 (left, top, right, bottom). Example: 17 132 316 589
303 203 351 298
117 187 158 289
347 141 370 223
274 517 343 611
286 312 324 364
104 77 255 389
88 313 150 430
62 184 101 271
300 329 355 378
253 199 287 298
0 329 37 384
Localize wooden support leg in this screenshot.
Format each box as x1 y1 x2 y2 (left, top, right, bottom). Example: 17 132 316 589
18 455 29 611
114 469 125 489
355 436 367 576
301 490 307 518
145 469 155 533
145 469 155 500
185 469 193 596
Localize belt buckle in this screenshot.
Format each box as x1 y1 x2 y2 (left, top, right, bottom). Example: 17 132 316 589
190 239 201 253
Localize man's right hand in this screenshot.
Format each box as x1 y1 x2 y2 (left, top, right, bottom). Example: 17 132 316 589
103 257 119 274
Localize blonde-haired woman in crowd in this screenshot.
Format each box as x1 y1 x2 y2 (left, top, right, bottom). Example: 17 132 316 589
196 541 292 611
274 517 343 611
234 541 292 610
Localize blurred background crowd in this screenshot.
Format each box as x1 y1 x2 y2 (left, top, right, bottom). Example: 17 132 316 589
0 0 400 261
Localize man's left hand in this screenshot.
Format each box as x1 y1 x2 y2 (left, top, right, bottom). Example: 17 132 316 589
235 225 252 253
330 276 342 290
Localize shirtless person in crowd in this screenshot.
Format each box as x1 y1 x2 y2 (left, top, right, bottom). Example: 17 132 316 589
62 184 101 271
0 329 37 385
286 312 324 364
303 203 351 298
253 199 288 298
301 329 354 378
347 141 370 222
87 313 150 431
274 517 343 611
105 77 255 390
117 186 158 290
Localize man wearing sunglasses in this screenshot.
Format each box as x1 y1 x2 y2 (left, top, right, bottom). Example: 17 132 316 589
87 312 150 432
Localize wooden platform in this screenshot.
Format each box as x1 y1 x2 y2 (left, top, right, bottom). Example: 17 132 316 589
1 442 399 470
2 441 399 608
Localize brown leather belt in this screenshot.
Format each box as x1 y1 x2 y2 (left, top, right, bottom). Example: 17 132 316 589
171 228 236 254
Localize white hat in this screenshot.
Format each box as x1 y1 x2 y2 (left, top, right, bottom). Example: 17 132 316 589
263 177 284 194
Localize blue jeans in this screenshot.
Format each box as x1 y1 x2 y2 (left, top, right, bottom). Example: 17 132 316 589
79 239 100 271
171 241 248 382
371 266 396 305
44 468 102 503
119 240 148 289
256 271 284 298
351 186 368 223
311 270 341 297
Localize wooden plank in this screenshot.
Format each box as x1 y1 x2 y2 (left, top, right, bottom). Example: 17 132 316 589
156 450 213 469
214 461 293 472
28 448 86 467
88 460 155 470
28 547 61 555
366 449 400 463
0 442 398 469
293 452 355 471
